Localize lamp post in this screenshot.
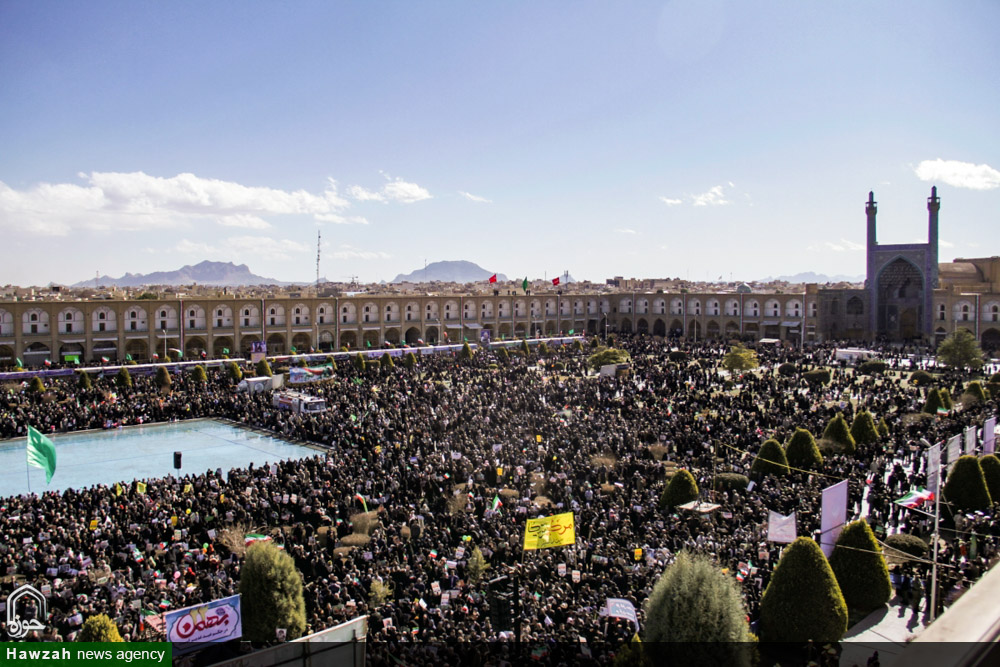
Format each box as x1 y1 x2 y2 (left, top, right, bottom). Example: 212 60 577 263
162 329 166 360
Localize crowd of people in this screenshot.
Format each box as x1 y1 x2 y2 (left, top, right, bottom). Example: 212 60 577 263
1 335 998 664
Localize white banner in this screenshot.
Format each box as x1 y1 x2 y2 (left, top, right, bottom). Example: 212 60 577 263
947 434 962 469
820 480 849 558
165 593 242 649
600 598 639 628
767 511 797 543
965 426 977 455
984 416 996 455
926 442 942 497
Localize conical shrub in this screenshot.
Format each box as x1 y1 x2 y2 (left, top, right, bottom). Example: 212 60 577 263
660 469 699 510
980 455 1000 507
850 411 878 447
785 428 823 470
828 520 891 613
944 455 992 511
823 413 856 453
760 537 847 643
751 439 789 476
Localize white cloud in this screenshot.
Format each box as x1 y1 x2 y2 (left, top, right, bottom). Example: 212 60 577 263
691 184 730 207
940 239 954 248
217 214 271 229
316 213 370 225
0 171 351 236
459 191 492 203
330 244 391 260
914 159 1000 190
808 238 864 253
173 235 309 261
347 185 386 202
658 196 682 206
615 228 638 235
383 178 431 203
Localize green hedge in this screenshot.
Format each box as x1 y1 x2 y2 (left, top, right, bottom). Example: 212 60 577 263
909 370 935 387
858 359 888 375
715 473 749 492
803 368 832 385
777 362 797 377
883 533 929 559
978 455 1000 507
849 411 878 447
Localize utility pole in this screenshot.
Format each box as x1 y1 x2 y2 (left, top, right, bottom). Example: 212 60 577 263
316 230 321 288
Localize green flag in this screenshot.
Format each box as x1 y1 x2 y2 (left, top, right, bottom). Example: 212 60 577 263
522 277 528 292
125 353 133 362
568 329 575 335
222 348 230 355
27 425 57 484
16 357 24 368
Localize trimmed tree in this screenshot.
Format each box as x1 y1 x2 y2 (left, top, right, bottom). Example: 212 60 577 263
876 418 890 438
587 347 631 371
643 551 752 667
760 537 848 643
751 439 789 477
404 352 417 369
858 359 887 375
923 388 945 414
227 361 244 384
785 428 824 470
660 469 699 510
255 359 272 377
77 371 92 390
538 341 550 356
884 533 929 560
944 455 992 512
940 387 954 411
909 369 935 387
777 362 797 377
823 413 856 453
520 339 530 356
116 366 132 392
353 353 366 373
849 411 879 448
459 342 474 361
239 541 307 641
980 455 1000 507
155 365 172 391
78 613 124 642
496 347 509 364
28 376 44 394
380 352 394 369
466 546 490 585
963 380 988 405
191 364 208 385
803 368 832 385
828 520 892 613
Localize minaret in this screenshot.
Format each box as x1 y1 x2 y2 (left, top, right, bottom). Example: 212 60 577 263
865 191 877 289
927 186 940 288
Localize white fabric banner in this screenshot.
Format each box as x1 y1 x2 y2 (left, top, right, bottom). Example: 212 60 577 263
984 416 996 455
820 480 849 558
767 511 797 544
947 434 962 469
600 598 639 628
926 442 942 497
964 426 977 455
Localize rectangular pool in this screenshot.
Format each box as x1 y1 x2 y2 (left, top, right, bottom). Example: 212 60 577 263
0 419 319 497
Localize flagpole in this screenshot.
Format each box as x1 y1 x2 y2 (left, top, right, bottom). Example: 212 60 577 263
929 484 941 622
25 448 32 495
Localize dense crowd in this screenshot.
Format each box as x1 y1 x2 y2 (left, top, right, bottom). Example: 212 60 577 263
1 336 998 662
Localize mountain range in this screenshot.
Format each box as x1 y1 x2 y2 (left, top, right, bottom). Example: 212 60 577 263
71 261 290 288
391 260 508 284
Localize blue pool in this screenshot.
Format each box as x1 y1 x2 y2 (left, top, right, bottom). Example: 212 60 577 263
0 419 319 497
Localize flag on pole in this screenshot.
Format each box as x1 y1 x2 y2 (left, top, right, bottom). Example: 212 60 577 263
491 495 502 512
354 493 368 512
44 359 52 367
26 426 57 484
125 354 133 362
152 353 159 360
894 487 934 509
115 482 123 497
522 277 528 293
488 274 497 284
552 277 560 286
222 348 230 355
16 357 23 368
101 356 110 363
136 481 147 494
245 533 272 545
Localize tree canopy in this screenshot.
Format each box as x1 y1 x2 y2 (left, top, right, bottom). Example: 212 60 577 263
239 541 307 641
936 329 984 370
721 343 758 374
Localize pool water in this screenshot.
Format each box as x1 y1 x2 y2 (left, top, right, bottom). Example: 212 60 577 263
0 419 318 497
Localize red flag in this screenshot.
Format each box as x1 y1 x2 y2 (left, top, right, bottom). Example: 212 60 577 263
488 273 497 284
552 277 560 286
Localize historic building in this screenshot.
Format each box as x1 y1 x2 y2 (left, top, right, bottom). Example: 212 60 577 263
1 190 997 366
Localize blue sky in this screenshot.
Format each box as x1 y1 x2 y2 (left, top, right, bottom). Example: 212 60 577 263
2 1 998 286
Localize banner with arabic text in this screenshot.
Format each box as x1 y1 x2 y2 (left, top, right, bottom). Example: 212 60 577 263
523 512 576 550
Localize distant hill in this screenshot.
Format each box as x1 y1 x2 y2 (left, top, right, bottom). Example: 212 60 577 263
763 271 864 284
392 260 508 284
72 261 289 287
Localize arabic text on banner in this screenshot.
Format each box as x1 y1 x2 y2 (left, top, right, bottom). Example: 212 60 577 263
523 512 576 550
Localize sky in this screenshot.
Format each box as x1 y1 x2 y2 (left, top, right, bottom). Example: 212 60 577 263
1 1 998 287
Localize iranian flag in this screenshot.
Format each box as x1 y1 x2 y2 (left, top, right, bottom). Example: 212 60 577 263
101 356 110 363
936 407 949 416
152 353 159 360
43 359 52 367
354 493 368 512
894 487 934 508
490 495 502 512
245 533 272 545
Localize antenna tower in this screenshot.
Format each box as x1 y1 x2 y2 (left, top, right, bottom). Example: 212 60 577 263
316 230 321 287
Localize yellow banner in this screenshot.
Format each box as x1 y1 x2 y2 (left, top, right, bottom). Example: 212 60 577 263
523 512 576 550
136 482 147 494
